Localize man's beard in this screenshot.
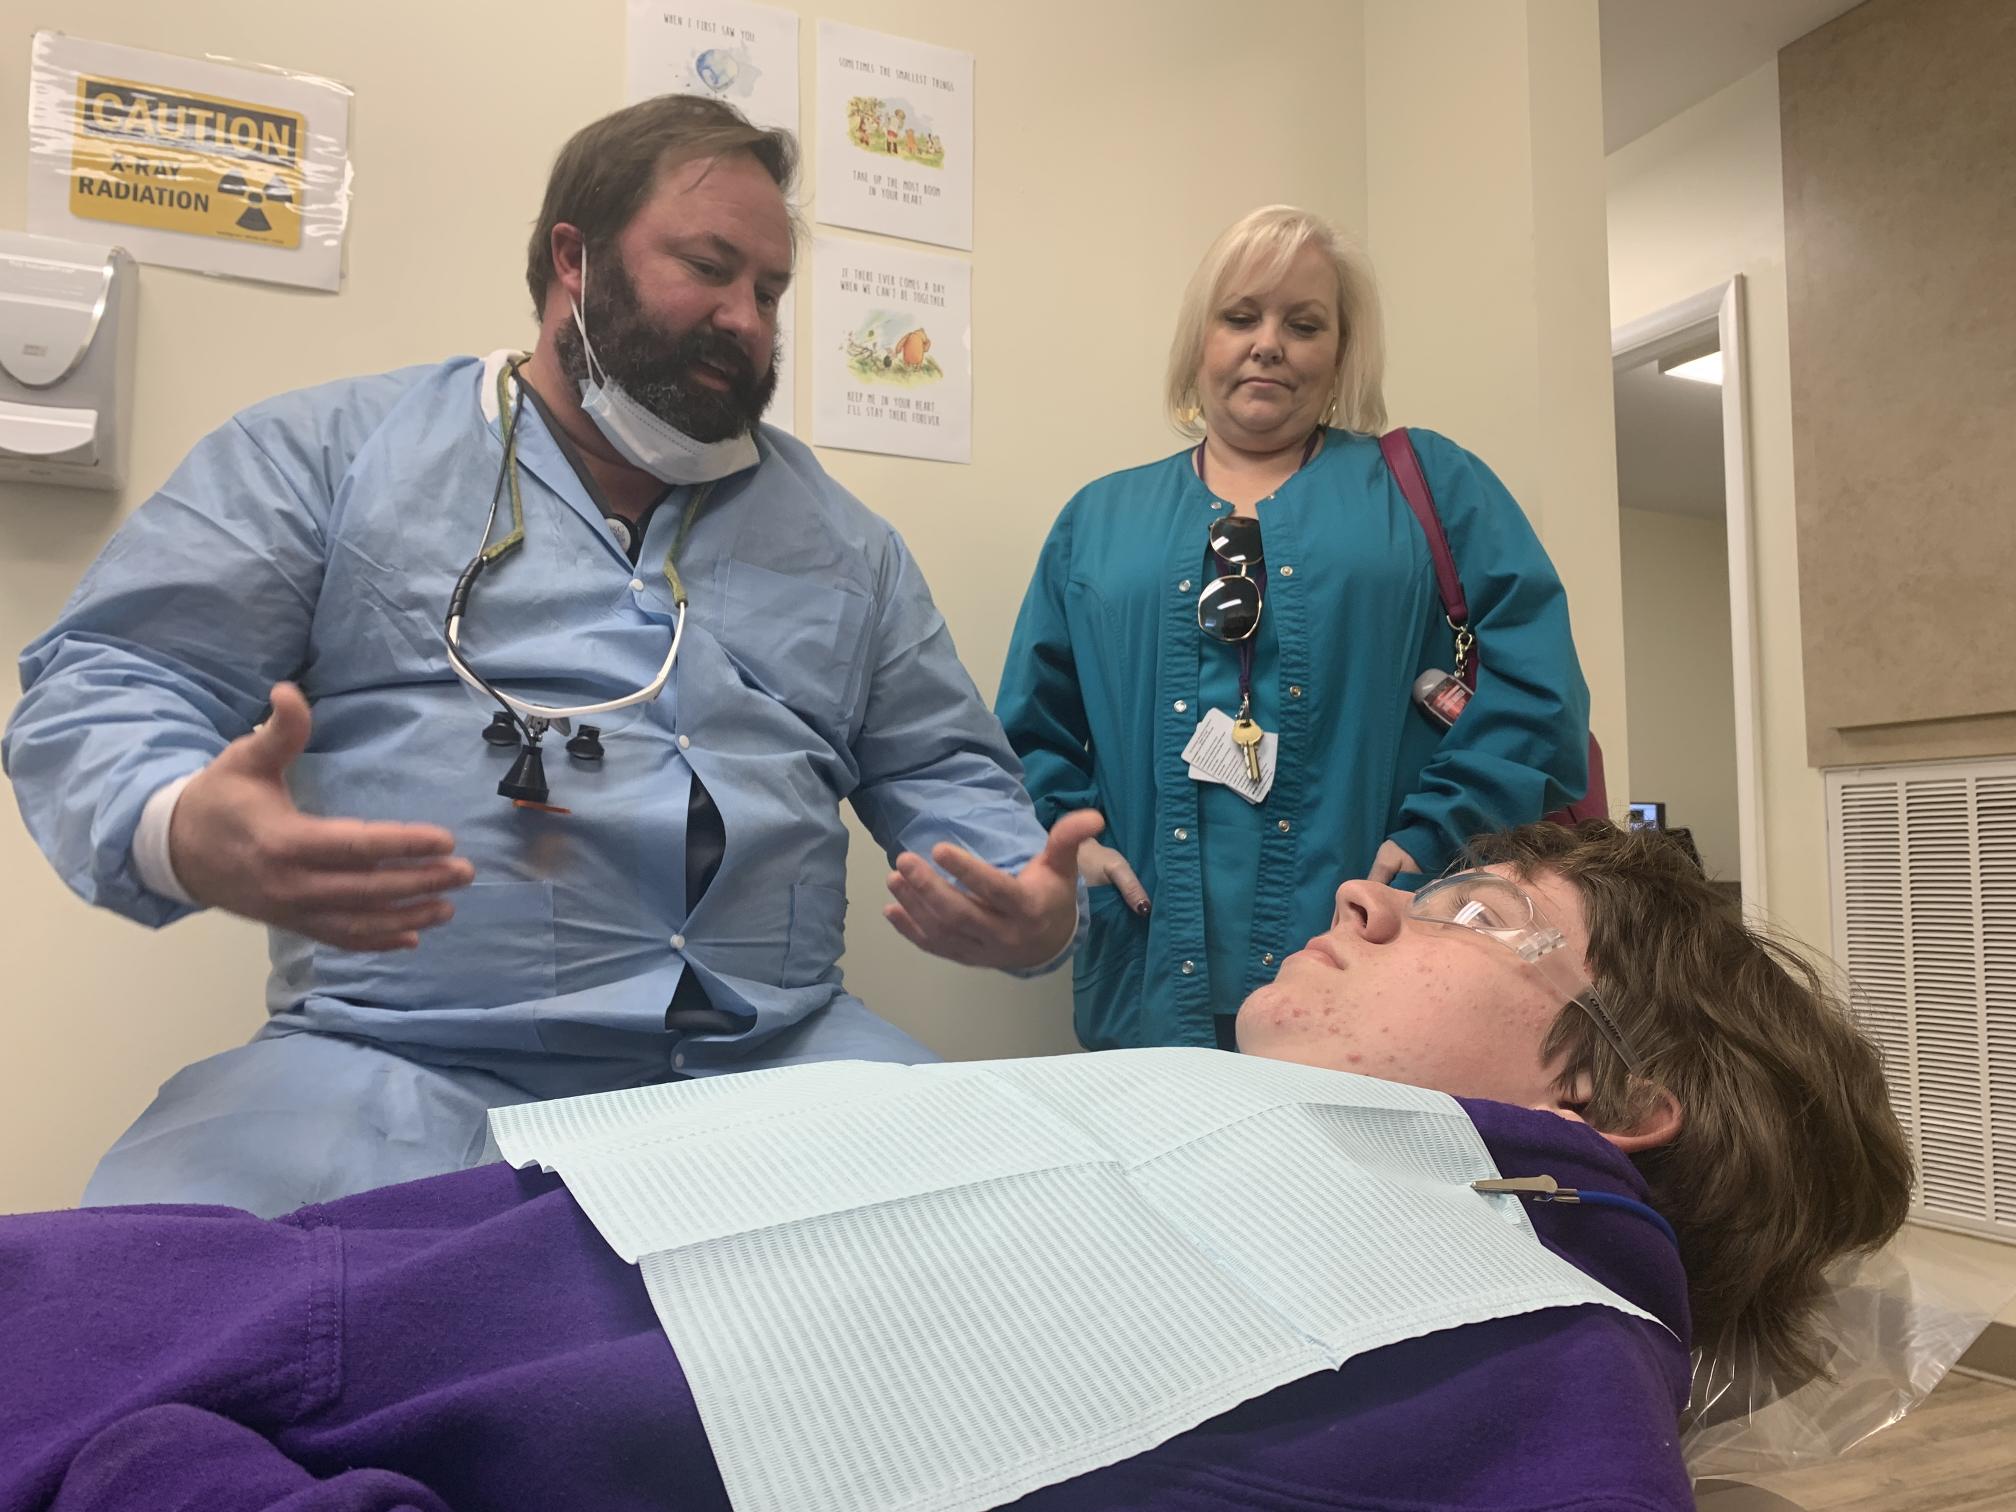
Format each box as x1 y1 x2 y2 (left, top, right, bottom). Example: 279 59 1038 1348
556 255 779 444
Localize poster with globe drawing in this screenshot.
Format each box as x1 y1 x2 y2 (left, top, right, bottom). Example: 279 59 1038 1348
626 0 798 134
815 21 973 251
812 238 970 463
626 0 800 432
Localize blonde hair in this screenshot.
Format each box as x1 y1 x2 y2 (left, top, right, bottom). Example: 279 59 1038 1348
1163 205 1388 438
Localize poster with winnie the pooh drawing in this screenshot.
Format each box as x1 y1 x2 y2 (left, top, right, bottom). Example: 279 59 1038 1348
813 238 970 462
816 21 972 250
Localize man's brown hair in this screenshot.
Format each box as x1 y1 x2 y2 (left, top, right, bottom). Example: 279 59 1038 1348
1464 821 1914 1392
525 95 798 319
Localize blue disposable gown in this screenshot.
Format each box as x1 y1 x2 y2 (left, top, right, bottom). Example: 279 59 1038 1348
997 429 1589 1050
6 355 1067 1210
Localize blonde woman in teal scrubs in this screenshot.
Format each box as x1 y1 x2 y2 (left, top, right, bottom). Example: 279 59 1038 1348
998 206 1592 1051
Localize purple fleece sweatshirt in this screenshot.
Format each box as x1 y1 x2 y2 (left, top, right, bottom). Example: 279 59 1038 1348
0 1099 1694 1512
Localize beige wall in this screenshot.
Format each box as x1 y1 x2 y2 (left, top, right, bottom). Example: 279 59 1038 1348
1619 508 1740 882
1605 63 1823 951
1364 0 1628 807
1780 0 2016 768
0 0 1372 1212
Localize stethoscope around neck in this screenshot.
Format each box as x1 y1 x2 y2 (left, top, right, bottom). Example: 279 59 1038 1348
443 357 710 811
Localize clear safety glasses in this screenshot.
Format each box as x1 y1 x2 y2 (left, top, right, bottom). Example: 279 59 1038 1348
1409 870 1647 1075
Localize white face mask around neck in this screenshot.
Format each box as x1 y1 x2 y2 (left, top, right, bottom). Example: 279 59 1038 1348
569 252 760 485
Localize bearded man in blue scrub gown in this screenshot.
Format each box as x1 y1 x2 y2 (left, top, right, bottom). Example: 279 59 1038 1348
4 97 1090 1217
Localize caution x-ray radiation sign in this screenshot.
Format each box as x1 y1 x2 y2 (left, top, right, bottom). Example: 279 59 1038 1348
28 33 352 290
67 76 308 248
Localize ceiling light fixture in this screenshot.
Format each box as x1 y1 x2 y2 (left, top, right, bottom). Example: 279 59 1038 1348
1657 350 1723 386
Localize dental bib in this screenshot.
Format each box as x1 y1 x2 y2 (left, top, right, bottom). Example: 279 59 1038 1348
491 1048 1660 1512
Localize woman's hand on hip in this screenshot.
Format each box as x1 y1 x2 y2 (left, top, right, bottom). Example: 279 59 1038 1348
1078 838 1150 916
1367 839 1422 887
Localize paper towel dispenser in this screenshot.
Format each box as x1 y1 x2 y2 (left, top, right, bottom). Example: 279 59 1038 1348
0 231 137 492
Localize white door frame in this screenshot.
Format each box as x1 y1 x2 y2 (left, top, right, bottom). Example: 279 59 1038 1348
1611 277 1768 917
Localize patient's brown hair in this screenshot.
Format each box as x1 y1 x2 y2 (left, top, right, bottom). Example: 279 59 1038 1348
1464 821 1913 1392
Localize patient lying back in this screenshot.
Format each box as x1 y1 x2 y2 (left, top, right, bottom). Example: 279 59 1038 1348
0 823 1909 1511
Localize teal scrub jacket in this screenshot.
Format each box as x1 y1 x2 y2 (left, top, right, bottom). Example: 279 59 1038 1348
997 428 1590 1049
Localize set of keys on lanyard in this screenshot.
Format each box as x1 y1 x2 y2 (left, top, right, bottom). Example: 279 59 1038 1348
1232 695 1264 785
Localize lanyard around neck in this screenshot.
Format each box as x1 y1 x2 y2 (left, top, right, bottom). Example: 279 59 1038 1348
1193 426 1324 503
1194 427 1322 708
496 358 712 607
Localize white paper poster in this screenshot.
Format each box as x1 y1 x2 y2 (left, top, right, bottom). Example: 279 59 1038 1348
627 0 800 432
625 0 800 135
815 22 973 251
26 32 352 291
812 238 970 463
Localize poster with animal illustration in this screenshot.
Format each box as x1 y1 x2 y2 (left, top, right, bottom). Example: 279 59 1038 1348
812 237 970 463
626 0 800 432
815 21 973 251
